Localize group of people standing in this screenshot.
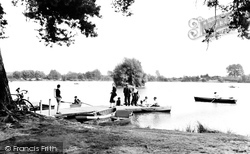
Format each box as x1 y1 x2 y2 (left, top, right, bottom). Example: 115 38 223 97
56 82 159 114
109 83 158 107
123 83 140 106
109 83 140 107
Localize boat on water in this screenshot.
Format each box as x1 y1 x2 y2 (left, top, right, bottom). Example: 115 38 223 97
229 85 239 88
116 106 171 113
75 107 116 122
140 106 171 113
194 96 237 104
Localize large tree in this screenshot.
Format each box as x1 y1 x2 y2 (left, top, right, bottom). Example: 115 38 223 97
0 0 134 121
226 64 244 77
112 58 146 87
47 69 62 80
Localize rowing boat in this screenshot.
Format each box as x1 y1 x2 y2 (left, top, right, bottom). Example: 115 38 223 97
194 96 237 104
116 106 171 113
140 106 171 113
75 107 116 122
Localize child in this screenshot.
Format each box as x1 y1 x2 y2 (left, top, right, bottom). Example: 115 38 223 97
74 96 81 104
140 96 148 107
116 97 121 106
151 97 160 107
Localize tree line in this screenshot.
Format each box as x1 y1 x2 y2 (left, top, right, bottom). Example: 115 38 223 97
7 69 113 81
7 63 250 83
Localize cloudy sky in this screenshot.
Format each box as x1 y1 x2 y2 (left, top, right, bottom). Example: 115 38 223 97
1 0 250 77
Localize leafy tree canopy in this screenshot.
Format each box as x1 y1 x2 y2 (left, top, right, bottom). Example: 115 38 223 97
112 58 146 87
226 64 244 77
47 69 61 80
204 0 250 42
5 0 134 46
0 3 7 39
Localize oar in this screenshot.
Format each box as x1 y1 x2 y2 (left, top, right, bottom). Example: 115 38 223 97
61 101 93 106
79 102 93 107
211 98 216 103
211 97 221 103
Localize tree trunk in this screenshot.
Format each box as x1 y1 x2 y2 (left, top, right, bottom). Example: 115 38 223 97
0 49 12 111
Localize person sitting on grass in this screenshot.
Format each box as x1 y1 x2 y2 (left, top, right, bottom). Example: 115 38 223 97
74 96 81 104
151 97 160 107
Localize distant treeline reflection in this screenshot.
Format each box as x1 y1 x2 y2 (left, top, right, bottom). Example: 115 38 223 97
7 70 250 83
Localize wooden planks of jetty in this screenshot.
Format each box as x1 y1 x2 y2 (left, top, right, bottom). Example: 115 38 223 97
37 105 171 120
37 106 110 117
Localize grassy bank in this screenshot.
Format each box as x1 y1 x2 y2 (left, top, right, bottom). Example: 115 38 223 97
1 113 250 154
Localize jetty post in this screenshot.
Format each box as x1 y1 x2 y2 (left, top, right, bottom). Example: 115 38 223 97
49 99 51 116
39 100 42 114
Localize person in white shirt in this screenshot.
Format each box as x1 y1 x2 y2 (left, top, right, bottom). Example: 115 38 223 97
151 97 160 107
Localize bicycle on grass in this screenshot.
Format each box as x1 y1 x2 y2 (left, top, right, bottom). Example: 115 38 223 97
11 89 35 111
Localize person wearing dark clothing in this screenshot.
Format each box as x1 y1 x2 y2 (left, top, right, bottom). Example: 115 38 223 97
131 87 139 106
16 87 28 99
116 97 121 106
109 83 117 108
140 96 148 106
74 96 81 104
55 84 62 114
123 84 131 106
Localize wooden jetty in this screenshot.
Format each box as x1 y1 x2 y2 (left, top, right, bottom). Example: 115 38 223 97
35 99 171 121
37 105 111 118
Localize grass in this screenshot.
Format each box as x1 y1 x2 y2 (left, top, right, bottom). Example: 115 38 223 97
185 121 220 133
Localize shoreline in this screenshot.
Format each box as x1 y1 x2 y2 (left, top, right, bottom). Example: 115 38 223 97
1 113 250 154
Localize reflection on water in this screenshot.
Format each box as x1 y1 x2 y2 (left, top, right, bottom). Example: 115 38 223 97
132 112 171 129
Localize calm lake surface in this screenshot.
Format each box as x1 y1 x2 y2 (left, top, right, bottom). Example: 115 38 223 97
9 81 250 136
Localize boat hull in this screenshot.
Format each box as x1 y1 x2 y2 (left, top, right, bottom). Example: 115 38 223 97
140 107 171 113
194 96 237 104
116 106 171 113
75 107 116 122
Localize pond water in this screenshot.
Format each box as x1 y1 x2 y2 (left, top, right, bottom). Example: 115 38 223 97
9 81 250 136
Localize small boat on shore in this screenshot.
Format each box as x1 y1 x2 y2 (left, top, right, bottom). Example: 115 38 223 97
75 107 116 123
111 110 133 121
194 96 237 104
84 110 133 126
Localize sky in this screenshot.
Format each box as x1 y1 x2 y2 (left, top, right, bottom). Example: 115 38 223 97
1 0 250 78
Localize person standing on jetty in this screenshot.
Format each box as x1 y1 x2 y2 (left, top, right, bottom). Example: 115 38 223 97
123 83 131 106
131 86 139 106
109 83 117 108
55 84 62 114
